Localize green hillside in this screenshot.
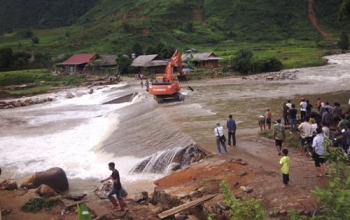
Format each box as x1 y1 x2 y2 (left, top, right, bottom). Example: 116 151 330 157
0 0 349 57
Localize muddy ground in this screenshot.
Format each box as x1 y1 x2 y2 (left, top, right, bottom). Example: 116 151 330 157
0 133 326 220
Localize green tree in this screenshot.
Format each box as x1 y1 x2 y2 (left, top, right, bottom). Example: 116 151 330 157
338 31 349 51
0 48 13 70
145 46 157 55
231 49 254 74
32 36 39 44
12 51 31 68
116 54 132 74
184 22 194 33
132 43 143 57
339 0 350 20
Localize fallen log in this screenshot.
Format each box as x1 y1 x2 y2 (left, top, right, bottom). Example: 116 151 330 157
158 194 217 219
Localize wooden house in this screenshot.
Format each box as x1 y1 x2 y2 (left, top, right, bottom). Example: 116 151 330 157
131 54 168 74
181 52 221 69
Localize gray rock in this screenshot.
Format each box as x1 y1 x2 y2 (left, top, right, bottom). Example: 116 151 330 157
65 91 75 99
240 186 253 193
65 193 87 201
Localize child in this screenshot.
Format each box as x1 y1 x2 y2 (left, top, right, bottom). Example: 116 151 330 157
280 149 290 188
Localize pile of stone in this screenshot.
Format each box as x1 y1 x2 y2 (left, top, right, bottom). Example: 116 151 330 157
265 70 299 81
0 97 53 109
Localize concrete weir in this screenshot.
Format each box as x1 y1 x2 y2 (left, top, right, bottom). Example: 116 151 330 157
103 92 138 104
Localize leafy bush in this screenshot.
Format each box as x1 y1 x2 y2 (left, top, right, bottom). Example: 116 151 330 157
22 198 60 212
312 147 350 219
218 180 265 220
231 49 253 74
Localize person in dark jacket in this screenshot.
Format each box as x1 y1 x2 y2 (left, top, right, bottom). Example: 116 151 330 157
226 114 237 147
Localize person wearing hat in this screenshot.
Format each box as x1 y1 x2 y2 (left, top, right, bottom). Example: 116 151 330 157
300 97 307 122
214 122 228 154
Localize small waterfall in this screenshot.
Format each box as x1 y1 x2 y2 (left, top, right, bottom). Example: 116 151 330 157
130 144 208 174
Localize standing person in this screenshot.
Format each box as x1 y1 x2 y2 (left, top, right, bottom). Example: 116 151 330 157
280 149 290 188
316 98 322 112
214 123 228 154
266 108 272 129
286 100 292 109
101 162 125 211
140 80 144 88
273 119 285 155
283 103 289 125
226 115 237 147
289 104 298 133
300 98 307 122
337 114 349 132
145 79 149 92
258 114 266 131
321 108 332 127
322 124 330 138
332 102 342 127
306 99 313 117
298 116 313 156
312 128 328 177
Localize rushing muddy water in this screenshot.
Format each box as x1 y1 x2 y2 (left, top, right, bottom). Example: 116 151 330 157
0 54 349 194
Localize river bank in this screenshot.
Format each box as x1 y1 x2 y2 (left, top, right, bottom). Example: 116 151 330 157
0 53 350 219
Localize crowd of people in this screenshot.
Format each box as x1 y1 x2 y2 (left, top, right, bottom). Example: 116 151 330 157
275 97 350 187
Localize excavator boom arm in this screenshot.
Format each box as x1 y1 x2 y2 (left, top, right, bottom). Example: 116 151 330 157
165 50 182 83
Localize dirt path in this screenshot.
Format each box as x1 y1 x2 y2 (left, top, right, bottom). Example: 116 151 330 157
308 0 335 41
155 135 327 216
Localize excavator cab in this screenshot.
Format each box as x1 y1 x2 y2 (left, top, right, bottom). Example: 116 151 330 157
148 50 184 103
153 76 171 85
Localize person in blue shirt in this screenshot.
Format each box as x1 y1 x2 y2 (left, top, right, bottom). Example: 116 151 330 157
226 114 237 147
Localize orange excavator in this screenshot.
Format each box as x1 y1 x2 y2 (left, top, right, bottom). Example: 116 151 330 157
148 50 185 103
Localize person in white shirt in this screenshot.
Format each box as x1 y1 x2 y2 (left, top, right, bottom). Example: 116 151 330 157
322 124 330 138
298 116 313 156
214 123 228 154
312 128 328 177
300 97 307 122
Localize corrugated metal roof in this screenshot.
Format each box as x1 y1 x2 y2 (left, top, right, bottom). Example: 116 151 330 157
181 52 221 62
60 54 97 65
99 55 117 66
131 54 167 67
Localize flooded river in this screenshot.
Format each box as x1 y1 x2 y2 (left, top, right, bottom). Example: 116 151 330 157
0 54 349 193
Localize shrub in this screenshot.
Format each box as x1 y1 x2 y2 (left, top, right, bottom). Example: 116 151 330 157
312 147 350 219
22 198 60 212
218 180 265 220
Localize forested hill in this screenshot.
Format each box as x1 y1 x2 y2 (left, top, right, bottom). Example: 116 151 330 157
0 0 349 53
0 0 97 32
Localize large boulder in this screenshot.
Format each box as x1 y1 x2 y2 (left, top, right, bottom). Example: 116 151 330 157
1 179 18 190
21 167 69 192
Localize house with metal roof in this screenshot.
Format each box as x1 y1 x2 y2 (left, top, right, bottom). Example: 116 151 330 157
181 52 221 69
56 54 118 74
56 54 100 74
131 54 168 74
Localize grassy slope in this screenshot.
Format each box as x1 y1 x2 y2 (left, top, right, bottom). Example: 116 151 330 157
0 0 348 69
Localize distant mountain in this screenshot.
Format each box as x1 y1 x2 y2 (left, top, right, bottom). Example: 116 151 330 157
0 0 349 53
